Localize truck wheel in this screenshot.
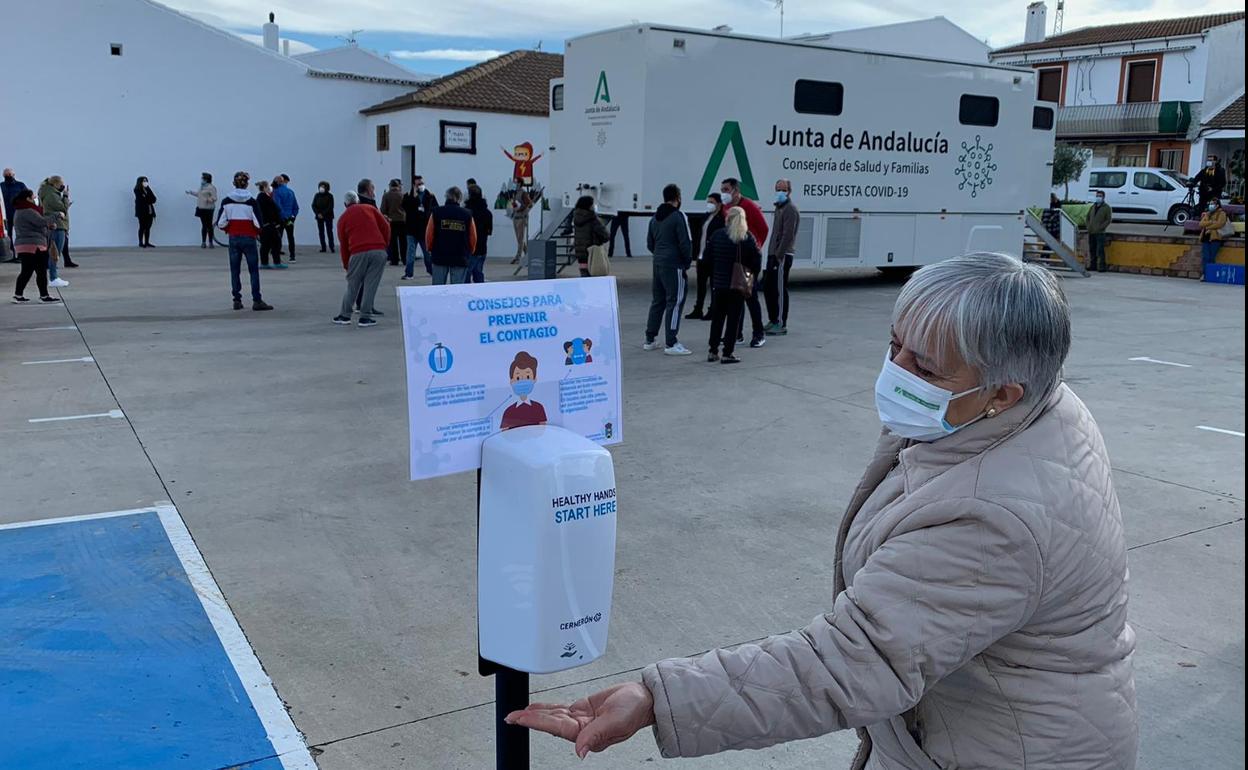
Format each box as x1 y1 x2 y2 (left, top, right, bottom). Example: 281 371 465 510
1168 205 1193 226
877 266 917 279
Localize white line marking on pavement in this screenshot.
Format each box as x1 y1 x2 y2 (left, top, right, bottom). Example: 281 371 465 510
1196 425 1246 438
28 409 125 424
0 504 316 769
21 356 94 365
16 325 77 332
1129 356 1192 368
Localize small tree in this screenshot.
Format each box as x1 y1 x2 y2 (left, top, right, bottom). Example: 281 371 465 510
1052 144 1089 199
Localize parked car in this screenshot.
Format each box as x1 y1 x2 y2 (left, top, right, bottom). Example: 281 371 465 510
1087 166 1198 225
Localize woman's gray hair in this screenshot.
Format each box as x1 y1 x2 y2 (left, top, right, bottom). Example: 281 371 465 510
892 252 1071 401
343 191 359 206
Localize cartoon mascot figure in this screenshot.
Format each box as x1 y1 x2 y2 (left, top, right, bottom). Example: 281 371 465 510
502 142 543 186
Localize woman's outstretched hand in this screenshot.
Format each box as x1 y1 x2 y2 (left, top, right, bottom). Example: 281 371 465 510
504 681 656 759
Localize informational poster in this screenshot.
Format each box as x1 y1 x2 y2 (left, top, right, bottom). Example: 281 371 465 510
398 277 623 481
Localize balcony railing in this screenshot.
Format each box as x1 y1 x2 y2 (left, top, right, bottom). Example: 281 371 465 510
1056 101 1196 139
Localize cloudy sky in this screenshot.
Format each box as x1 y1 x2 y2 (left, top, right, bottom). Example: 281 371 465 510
172 0 1245 76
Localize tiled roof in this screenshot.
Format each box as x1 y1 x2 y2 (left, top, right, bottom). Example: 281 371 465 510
1204 95 1244 130
993 11 1244 55
361 51 563 116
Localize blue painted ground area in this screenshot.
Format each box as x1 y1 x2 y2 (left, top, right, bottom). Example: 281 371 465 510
0 511 284 769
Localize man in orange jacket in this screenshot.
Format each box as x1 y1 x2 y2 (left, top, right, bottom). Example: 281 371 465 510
334 179 390 327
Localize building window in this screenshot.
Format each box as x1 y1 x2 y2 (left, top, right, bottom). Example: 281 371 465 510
1123 60 1157 103
439 120 477 154
551 84 564 112
1156 149 1185 171
1112 144 1148 167
376 124 390 152
110 43 123 56
794 79 843 116
1037 67 1062 104
1032 106 1055 130
959 94 999 127
1089 171 1127 189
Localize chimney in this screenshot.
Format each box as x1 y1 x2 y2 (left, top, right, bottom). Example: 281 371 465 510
1025 2 1047 44
282 39 290 56
262 12 279 52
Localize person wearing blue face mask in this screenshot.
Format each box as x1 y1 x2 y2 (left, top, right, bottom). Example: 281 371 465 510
500 351 548 430
764 179 799 335
509 253 1136 770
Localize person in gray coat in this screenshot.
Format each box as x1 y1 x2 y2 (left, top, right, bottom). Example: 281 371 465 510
643 183 693 355
509 253 1137 770
763 179 799 335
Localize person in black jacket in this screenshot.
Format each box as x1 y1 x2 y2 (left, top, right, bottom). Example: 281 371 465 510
1195 154 1227 209
255 179 286 268
134 176 157 247
402 175 439 278
312 181 335 252
465 184 494 283
705 207 761 364
571 195 609 277
686 193 724 319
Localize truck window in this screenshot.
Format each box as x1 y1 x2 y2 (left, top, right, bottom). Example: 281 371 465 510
1133 171 1171 191
1032 106 1054 130
551 84 564 112
959 95 999 127
794 79 843 116
1089 171 1127 189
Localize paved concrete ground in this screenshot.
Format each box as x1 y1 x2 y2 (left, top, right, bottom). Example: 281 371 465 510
1 248 1243 769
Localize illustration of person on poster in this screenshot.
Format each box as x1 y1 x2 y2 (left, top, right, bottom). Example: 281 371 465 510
502 142 543 186
500 351 548 430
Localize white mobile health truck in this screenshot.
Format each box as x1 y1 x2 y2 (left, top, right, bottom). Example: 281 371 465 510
548 24 1057 271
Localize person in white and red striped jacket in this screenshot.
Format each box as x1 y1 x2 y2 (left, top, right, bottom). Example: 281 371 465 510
215 171 272 311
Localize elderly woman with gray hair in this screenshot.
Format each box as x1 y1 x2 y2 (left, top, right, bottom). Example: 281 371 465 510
509 252 1137 769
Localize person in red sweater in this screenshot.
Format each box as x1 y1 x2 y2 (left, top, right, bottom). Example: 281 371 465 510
720 177 768 348
333 180 391 327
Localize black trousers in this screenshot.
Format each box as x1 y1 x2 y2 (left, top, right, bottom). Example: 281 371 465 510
763 253 794 327
197 209 215 245
283 220 297 258
138 215 154 246
692 258 712 313
708 288 744 356
388 225 407 265
260 226 283 265
317 217 336 251
736 276 764 341
608 214 632 257
15 249 50 297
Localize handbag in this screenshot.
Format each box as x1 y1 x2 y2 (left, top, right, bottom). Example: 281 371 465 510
587 243 610 276
1217 220 1235 238
730 243 754 298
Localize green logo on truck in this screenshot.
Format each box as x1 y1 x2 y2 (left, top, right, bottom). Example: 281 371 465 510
695 121 758 200
594 71 611 104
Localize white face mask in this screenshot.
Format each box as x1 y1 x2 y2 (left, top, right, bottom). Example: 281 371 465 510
874 349 984 442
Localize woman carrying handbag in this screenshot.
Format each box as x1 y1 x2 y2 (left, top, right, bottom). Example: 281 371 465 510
572 195 609 277
704 207 761 364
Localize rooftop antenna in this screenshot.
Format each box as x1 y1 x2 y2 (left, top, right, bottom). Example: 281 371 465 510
1053 0 1065 35
775 0 785 38
535 40 543 50
339 29 363 46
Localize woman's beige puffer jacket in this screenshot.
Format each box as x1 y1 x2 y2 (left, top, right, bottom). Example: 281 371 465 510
642 383 1137 769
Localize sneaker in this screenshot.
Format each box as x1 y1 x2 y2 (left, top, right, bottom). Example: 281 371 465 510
49 278 70 288
319 248 327 253
252 300 274 311
664 343 692 356
737 334 745 343
642 340 662 351
332 315 352 325
707 352 719 362
233 299 244 310
64 261 79 268
12 295 30 304
39 295 62 303
764 322 783 335
749 336 766 348
365 308 384 316
357 317 378 327
721 354 741 364
685 310 704 320
260 264 272 270
273 263 289 270
201 243 208 249
289 257 297 263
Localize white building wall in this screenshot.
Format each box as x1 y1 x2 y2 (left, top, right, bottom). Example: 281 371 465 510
1202 21 1246 113
6 0 410 248
801 18 990 64
363 108 550 258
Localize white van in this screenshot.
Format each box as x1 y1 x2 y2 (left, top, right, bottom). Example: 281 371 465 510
547 24 1055 272
1086 166 1195 225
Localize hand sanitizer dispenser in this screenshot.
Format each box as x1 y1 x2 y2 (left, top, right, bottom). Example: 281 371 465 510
479 425 617 674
